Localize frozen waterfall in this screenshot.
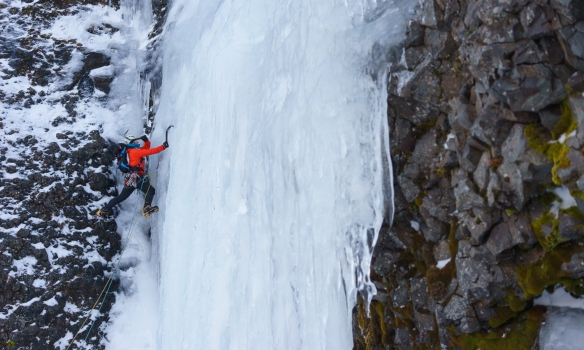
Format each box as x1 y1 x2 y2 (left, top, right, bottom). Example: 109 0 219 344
112 0 414 348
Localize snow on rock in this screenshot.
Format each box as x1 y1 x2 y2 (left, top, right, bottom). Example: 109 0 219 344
437 258 451 269
536 289 584 349
0 0 153 347
540 307 584 350
43 297 58 307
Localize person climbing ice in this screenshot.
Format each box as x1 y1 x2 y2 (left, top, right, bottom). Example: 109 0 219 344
96 134 169 217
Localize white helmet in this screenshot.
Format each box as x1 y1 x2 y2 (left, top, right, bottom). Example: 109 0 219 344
123 135 136 144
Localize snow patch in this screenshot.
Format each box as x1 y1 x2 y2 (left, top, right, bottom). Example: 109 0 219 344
437 258 451 269
410 220 420 231
553 186 577 210
10 256 38 276
33 279 47 288
535 288 584 309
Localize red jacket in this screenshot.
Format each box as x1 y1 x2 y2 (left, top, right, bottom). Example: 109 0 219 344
127 141 165 175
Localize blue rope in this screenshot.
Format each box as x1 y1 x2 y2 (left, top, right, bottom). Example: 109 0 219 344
81 178 146 348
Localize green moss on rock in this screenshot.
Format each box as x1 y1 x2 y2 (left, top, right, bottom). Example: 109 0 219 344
488 291 528 328
450 306 546 350
552 99 578 139
531 212 565 251
524 99 576 185
516 244 575 299
2 340 16 347
356 296 390 350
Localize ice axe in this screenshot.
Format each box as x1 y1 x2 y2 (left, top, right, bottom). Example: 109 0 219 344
165 125 174 143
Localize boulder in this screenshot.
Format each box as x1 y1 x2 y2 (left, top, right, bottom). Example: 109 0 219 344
421 195 450 223
400 64 441 105
93 76 114 94
465 0 530 28
391 280 411 308
570 96 584 148
473 151 491 191
372 250 401 276
448 99 476 136
539 104 562 132
434 240 451 261
426 29 457 58
419 0 442 28
397 174 420 203
415 310 437 344
443 295 475 322
405 46 427 69
471 111 515 147
561 252 584 278
508 213 538 247
567 71 584 92
387 94 440 125
457 241 496 303
83 52 111 72
558 211 584 241
392 117 416 154
458 208 499 244
454 178 486 211
77 74 94 97
405 20 425 48
550 0 584 23
465 42 516 87
477 16 522 45
412 128 441 172
520 4 562 38
501 123 552 183
486 223 515 257
411 278 433 311
460 141 484 172
421 215 449 243
558 26 584 69
490 64 567 112
394 327 413 350
459 315 481 334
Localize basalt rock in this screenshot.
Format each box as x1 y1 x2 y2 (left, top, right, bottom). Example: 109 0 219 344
356 0 584 349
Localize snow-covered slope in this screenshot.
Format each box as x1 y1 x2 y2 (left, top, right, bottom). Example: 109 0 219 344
0 0 161 348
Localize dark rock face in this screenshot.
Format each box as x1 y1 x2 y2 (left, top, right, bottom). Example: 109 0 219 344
0 1 130 349
354 0 584 348
0 129 120 349
0 0 170 347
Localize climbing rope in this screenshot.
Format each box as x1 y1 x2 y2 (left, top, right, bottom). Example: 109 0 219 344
66 173 155 350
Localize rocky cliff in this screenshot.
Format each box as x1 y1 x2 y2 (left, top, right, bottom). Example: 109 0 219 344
0 0 166 348
355 0 584 349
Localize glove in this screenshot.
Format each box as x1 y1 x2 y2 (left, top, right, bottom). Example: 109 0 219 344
163 141 169 149
140 135 149 141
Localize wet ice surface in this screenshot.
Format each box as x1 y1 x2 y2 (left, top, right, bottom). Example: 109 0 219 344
151 0 413 348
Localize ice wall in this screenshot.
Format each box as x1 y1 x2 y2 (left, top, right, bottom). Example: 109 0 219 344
152 0 413 348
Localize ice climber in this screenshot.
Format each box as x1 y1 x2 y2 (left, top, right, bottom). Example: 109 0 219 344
96 134 169 217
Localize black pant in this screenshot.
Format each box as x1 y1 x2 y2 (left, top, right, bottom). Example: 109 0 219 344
103 177 155 211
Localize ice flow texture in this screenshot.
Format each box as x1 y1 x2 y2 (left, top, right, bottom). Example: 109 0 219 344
152 0 412 348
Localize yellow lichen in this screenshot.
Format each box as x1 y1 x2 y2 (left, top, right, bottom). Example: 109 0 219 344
524 99 576 185
516 244 574 299
531 212 565 251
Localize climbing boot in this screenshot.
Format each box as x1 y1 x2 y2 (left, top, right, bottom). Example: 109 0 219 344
95 209 110 217
142 205 159 217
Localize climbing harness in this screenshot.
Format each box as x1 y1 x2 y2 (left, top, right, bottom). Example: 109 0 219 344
123 172 141 188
